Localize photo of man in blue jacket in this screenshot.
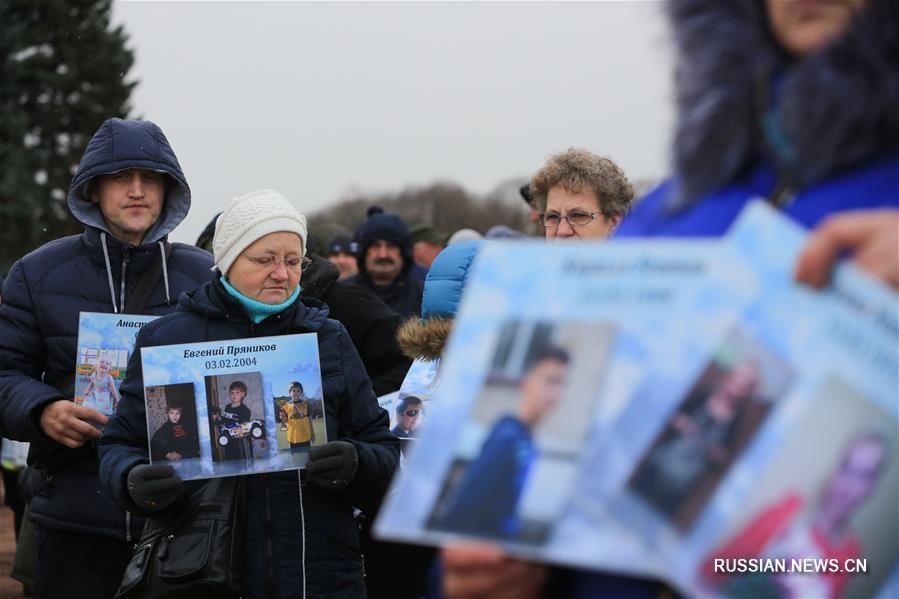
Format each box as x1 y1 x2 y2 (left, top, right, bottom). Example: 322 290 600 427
432 346 569 541
0 118 214 599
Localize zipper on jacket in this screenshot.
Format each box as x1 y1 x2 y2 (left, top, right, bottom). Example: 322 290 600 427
120 250 130 310
125 510 132 542
263 476 276 598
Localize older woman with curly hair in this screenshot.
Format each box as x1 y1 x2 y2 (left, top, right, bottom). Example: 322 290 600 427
529 148 635 240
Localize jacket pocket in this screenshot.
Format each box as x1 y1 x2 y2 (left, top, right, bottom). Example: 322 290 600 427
116 538 157 597
157 522 214 580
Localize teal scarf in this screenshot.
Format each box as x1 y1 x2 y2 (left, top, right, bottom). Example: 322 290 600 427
221 277 301 324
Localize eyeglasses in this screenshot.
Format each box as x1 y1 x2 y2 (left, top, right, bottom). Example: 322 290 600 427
538 211 601 228
245 254 312 272
402 410 421 417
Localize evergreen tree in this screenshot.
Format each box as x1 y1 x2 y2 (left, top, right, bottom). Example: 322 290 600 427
0 0 136 273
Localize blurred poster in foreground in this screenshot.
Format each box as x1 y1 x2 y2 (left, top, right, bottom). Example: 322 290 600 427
375 203 898 599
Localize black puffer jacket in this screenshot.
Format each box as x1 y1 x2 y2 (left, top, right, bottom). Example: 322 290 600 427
302 254 411 395
0 118 214 540
99 279 400 598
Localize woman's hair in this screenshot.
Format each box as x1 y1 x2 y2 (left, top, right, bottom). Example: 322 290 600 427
530 148 635 222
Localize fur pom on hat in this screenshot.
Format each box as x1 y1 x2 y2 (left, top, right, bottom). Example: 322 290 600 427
213 189 308 274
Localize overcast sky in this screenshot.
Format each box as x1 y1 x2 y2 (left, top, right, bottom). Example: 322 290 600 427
112 1 674 244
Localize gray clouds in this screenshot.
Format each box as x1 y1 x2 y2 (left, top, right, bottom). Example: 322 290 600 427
113 1 673 243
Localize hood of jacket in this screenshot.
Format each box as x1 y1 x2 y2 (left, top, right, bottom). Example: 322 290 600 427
67 118 191 244
669 0 899 207
395 240 484 361
179 276 330 332
420 240 484 320
396 316 452 361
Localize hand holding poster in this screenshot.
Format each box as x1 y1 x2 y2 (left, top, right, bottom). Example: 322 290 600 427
141 333 327 480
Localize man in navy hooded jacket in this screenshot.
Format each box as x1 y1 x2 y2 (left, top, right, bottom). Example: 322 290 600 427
0 118 213 598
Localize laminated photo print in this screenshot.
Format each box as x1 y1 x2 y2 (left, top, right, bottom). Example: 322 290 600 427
75 312 159 418
378 359 439 459
588 203 899 598
625 325 794 533
375 239 752 572
425 319 617 546
142 333 326 480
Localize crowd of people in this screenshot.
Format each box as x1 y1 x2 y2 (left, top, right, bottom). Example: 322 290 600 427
1 0 897 598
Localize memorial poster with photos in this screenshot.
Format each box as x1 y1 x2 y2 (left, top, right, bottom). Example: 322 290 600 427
141 333 327 480
374 238 755 578
377 202 898 599
75 312 159 417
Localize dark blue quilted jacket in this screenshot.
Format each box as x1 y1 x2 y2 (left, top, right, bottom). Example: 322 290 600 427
0 118 214 540
99 279 399 597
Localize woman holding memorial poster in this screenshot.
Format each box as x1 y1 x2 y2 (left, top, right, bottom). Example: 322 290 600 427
99 190 399 598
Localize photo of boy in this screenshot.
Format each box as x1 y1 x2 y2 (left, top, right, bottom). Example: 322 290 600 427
425 320 615 546
150 401 200 462
144 382 200 464
205 372 266 462
271 373 327 459
278 381 316 453
430 346 570 540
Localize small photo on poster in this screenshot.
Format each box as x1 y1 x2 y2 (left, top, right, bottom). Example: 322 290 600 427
74 312 158 417
205 372 267 463
269 373 327 458
76 350 124 414
146 382 200 463
627 326 794 532
698 378 898 599
426 319 616 546
391 394 426 440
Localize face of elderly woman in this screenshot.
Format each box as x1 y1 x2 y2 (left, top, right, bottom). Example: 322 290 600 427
544 185 617 241
228 231 303 304
766 0 866 57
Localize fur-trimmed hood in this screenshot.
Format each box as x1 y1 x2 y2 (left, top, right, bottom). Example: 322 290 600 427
669 0 899 207
396 317 452 361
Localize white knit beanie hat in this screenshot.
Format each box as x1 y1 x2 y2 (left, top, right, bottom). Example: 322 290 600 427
212 189 308 274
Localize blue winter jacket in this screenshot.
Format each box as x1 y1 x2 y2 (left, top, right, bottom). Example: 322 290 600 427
616 155 899 238
99 278 400 598
0 118 214 540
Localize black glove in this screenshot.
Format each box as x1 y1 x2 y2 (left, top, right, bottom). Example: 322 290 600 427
127 464 183 513
306 441 358 491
